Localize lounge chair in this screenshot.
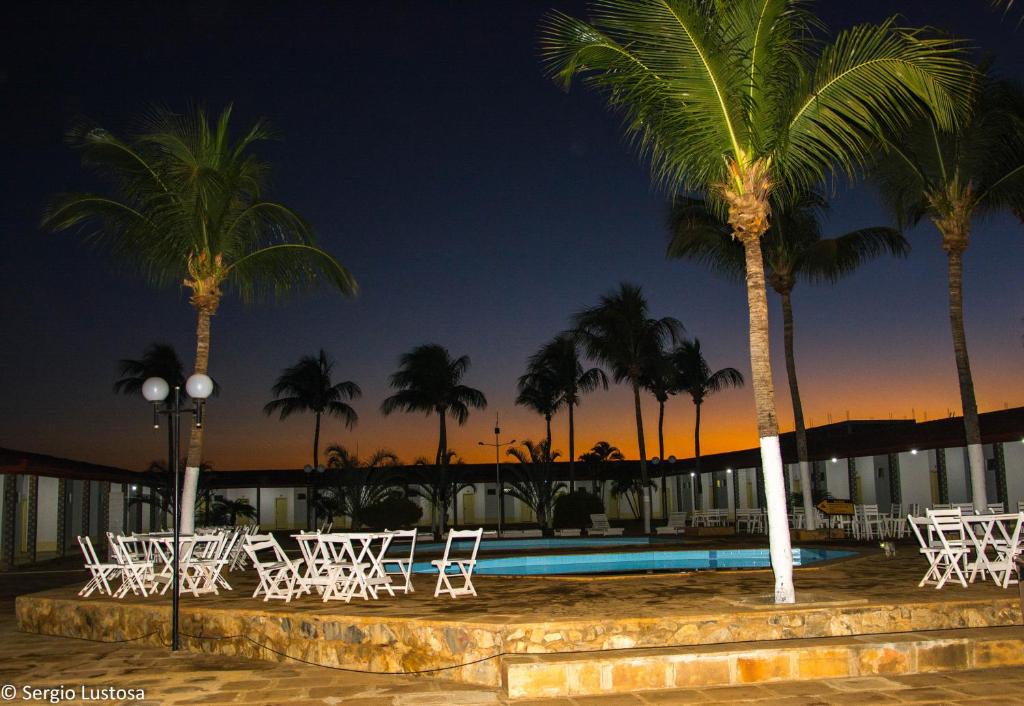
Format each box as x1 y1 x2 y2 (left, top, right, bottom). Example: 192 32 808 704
588 513 624 536
655 511 688 535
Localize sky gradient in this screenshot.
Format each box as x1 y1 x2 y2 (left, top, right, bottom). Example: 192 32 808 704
1 1 1022 471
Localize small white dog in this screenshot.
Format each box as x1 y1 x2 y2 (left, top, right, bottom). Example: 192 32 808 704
880 541 897 558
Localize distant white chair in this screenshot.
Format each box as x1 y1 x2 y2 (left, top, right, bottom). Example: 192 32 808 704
107 533 153 598
655 512 688 535
243 533 304 602
735 509 765 534
381 529 418 594
588 514 625 536
432 528 483 599
554 528 581 537
78 535 121 598
887 504 908 539
858 504 887 540
988 513 1024 588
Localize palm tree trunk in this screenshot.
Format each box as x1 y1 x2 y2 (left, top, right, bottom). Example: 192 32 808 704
180 305 214 534
438 412 448 538
568 403 576 493
658 399 666 518
545 414 552 451
310 412 322 529
739 230 794 604
694 400 702 510
946 244 986 511
632 381 651 533
781 289 815 530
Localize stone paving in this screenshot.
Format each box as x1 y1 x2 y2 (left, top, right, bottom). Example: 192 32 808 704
2 542 1023 704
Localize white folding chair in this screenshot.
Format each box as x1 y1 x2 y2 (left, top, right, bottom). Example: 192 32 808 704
243 533 304 602
987 503 1006 514
887 504 907 539
109 534 153 598
381 529 417 593
78 535 121 597
859 504 887 540
432 528 483 599
921 508 970 588
986 513 1024 588
293 531 334 597
319 534 367 603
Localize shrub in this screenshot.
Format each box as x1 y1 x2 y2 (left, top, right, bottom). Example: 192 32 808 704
357 494 423 530
553 490 605 529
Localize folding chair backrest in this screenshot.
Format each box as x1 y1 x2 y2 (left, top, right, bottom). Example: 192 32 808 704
932 503 952 510
441 528 483 565
908 515 932 550
1018 500 1024 513
244 533 289 565
953 502 975 513
668 512 687 528
385 529 417 562
926 507 964 545
589 513 610 529
78 535 100 566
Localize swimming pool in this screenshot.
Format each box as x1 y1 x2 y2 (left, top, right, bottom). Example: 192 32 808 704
415 536 656 553
412 548 855 576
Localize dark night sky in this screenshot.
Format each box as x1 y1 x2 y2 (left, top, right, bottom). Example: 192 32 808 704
1 1 1022 471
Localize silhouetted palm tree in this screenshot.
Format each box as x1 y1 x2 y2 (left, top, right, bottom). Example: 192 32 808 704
407 451 474 538
264 349 361 471
530 335 608 491
640 347 679 517
579 441 625 495
381 345 486 536
43 105 357 533
209 498 257 526
515 368 562 450
669 192 907 525
673 339 744 509
571 283 683 533
542 0 971 602
505 440 566 532
873 74 1024 510
321 445 401 529
114 343 184 395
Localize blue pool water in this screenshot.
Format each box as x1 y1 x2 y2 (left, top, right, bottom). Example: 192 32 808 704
412 548 855 576
415 536 655 553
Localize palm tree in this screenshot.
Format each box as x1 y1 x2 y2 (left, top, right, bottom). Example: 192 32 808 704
381 344 486 536
669 193 907 525
407 451 475 538
515 368 563 450
579 440 625 495
609 468 656 521
873 76 1024 511
541 0 971 602
321 445 402 528
571 283 683 534
531 335 608 491
209 498 257 526
673 339 744 511
505 440 567 532
42 105 356 533
640 347 679 517
264 349 361 470
113 343 184 395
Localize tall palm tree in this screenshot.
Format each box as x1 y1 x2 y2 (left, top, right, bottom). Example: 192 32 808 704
640 347 678 517
873 76 1024 510
515 368 563 450
381 344 486 535
541 0 971 602
571 283 683 533
669 193 907 525
531 335 608 491
42 105 356 533
673 339 744 510
505 439 567 532
579 440 625 495
407 451 474 538
264 349 361 470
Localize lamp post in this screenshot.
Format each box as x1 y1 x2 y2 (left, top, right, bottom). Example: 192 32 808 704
142 373 213 652
689 471 697 513
478 416 514 538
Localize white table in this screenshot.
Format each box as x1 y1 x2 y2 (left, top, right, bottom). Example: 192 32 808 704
962 513 1024 585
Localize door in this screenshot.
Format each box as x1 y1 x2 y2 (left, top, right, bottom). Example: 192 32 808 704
274 497 288 530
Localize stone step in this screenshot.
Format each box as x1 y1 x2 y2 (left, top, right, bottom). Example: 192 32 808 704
502 626 1024 700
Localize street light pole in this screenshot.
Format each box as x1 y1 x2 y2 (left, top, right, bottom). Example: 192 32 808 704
142 373 213 652
478 415 514 538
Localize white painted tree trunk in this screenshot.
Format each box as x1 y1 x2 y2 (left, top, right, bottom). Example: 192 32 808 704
179 466 199 533
761 435 795 603
799 461 816 530
967 443 987 513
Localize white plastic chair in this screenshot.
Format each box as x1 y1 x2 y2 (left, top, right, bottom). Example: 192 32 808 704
108 533 153 598
382 529 417 593
243 533 304 602
588 514 624 536
432 528 483 599
78 535 121 597
655 512 687 535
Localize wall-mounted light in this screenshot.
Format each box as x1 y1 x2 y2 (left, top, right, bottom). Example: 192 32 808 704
910 449 919 455
831 457 838 463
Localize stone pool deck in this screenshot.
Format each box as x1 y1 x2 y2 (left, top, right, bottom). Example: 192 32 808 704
14 541 1024 700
